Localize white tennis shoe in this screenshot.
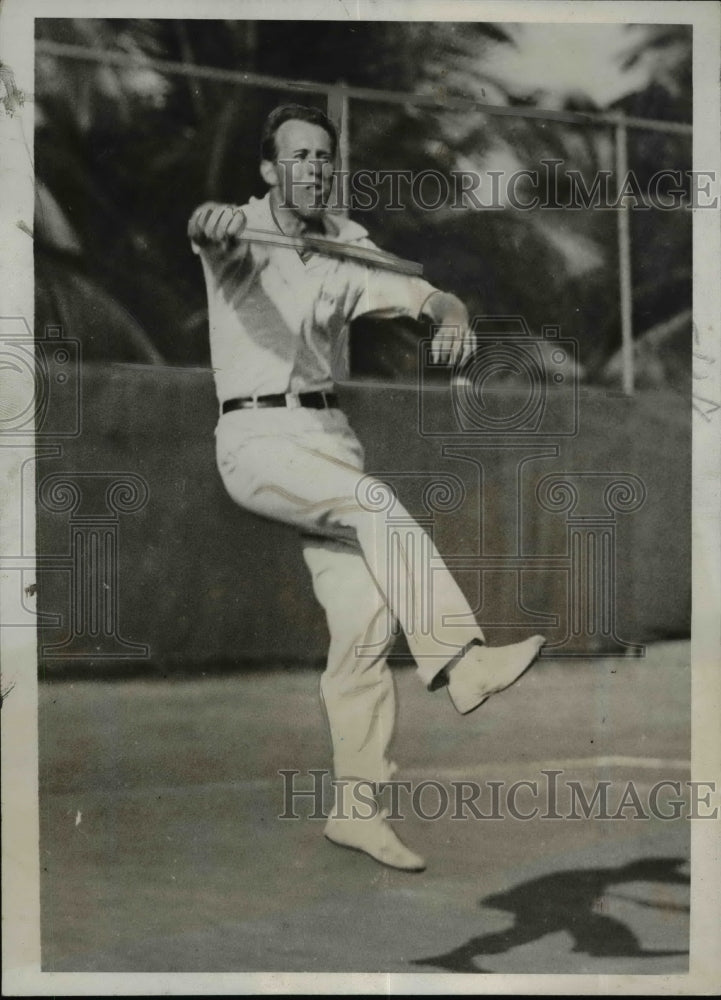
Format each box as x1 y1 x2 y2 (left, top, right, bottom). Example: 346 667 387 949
447 634 546 715
324 808 426 872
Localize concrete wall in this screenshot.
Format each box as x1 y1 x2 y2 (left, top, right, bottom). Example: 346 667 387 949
37 365 690 673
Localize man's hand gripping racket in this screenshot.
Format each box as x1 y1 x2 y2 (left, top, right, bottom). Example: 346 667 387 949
188 202 247 249
423 291 476 368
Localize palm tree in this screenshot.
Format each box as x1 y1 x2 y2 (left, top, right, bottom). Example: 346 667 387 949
34 18 691 382
602 23 692 389
352 20 691 380
35 19 176 361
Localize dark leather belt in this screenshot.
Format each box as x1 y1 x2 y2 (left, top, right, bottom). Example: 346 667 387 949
222 391 339 414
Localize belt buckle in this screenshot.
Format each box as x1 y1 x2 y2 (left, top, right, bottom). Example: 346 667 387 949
285 392 301 410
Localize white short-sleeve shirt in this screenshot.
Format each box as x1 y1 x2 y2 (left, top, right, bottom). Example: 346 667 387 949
192 192 439 403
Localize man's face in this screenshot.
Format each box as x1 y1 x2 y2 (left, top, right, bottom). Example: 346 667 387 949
265 118 335 219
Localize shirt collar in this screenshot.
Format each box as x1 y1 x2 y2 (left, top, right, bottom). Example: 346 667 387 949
253 191 369 245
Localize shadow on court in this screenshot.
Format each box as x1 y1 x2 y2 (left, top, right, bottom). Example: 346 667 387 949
413 857 690 973
38 642 691 973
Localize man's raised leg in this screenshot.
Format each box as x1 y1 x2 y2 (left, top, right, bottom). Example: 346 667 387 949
219 431 545 719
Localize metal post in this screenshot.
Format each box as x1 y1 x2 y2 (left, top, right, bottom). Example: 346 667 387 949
327 82 350 214
615 115 635 396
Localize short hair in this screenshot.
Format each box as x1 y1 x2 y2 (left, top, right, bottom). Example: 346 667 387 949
260 104 338 162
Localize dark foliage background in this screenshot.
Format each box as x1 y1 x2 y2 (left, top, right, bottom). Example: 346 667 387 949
34 19 692 386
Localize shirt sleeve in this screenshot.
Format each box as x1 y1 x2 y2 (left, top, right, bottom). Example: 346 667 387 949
346 238 439 321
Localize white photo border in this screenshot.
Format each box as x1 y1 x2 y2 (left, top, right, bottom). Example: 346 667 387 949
1 0 719 994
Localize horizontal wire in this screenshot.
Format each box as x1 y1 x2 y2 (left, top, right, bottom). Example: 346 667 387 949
35 39 693 137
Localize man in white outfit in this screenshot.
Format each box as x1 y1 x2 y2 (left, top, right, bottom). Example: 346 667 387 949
189 104 544 872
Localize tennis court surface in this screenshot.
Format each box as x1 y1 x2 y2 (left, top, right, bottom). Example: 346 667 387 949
39 641 690 973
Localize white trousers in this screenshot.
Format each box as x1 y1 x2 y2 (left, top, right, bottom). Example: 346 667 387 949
215 406 484 783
